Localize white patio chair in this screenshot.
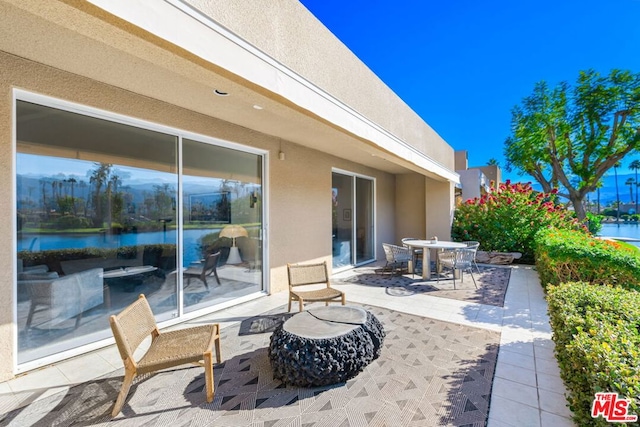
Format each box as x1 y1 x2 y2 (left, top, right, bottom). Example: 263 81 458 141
437 248 477 289
462 241 481 273
382 243 413 277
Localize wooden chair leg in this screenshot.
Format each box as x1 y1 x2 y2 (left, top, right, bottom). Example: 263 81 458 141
287 297 292 312
214 329 222 364
204 351 214 403
112 368 136 417
341 294 346 305
298 298 304 312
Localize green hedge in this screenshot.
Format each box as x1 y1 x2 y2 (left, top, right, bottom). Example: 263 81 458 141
18 244 177 274
547 282 640 426
534 228 640 291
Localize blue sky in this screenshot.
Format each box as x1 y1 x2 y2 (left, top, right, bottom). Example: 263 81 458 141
299 0 640 181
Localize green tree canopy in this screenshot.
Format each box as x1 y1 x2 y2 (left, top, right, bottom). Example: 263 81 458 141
504 69 640 220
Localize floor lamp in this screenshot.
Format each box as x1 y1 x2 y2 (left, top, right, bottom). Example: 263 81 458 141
220 225 248 264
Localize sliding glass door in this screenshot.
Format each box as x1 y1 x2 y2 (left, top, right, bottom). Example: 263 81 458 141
332 170 375 269
15 94 265 368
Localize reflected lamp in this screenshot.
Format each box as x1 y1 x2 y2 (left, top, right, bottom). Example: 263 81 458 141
220 225 248 264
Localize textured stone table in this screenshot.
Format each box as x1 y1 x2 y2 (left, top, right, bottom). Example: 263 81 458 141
268 306 385 387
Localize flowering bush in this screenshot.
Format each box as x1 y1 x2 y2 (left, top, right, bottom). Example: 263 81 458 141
451 180 587 263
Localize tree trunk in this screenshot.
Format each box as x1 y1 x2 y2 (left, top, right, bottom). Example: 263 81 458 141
570 193 587 221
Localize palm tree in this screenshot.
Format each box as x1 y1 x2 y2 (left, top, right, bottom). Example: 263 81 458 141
614 162 621 222
630 160 640 214
67 177 77 215
626 178 636 206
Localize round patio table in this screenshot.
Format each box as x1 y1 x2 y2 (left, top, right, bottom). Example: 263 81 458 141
268 305 385 387
403 240 467 280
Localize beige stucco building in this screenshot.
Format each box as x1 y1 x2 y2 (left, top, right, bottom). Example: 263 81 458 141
0 0 459 380
454 150 501 202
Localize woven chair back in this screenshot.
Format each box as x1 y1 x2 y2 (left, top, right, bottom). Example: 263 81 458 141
287 262 329 288
109 294 158 362
454 248 475 268
463 241 480 250
383 243 412 263
382 243 395 263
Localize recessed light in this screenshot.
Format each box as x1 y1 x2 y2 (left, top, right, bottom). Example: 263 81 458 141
253 104 263 110
214 89 229 96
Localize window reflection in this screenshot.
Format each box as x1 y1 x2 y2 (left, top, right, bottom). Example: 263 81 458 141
15 100 265 366
181 139 263 313
16 101 179 364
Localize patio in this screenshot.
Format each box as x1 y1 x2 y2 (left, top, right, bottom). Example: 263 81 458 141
0 264 574 426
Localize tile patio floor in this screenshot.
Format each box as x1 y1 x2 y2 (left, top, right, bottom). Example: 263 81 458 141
0 264 574 426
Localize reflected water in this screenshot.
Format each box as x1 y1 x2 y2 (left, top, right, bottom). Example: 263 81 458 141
18 229 213 266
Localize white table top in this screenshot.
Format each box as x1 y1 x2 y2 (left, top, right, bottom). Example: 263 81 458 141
403 240 467 250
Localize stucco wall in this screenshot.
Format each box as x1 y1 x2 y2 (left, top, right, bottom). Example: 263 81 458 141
425 180 455 241
0 51 397 379
184 0 454 169
394 174 427 243
0 54 14 383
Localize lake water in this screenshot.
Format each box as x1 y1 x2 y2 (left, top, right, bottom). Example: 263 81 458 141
599 223 640 246
18 229 214 266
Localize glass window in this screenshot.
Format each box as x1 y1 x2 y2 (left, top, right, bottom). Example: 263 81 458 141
16 100 179 364
15 98 265 366
181 139 263 313
332 171 375 269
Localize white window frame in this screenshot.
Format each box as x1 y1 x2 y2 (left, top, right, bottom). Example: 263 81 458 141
12 89 269 373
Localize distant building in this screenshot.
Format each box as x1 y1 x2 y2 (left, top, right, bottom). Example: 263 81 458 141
454 151 502 202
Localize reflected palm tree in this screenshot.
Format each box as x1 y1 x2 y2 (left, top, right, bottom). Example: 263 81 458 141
614 162 621 222
630 160 640 214
626 177 636 205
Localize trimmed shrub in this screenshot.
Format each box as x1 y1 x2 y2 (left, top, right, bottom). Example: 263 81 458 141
535 228 640 291
451 180 587 263
54 215 91 229
547 282 640 426
18 244 176 274
585 212 603 235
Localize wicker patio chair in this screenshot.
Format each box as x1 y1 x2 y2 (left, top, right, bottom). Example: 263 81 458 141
183 251 221 289
382 243 413 277
287 261 345 312
437 248 477 289
109 294 221 417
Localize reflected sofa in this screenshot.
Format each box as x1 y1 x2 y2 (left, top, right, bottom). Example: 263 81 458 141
19 267 104 329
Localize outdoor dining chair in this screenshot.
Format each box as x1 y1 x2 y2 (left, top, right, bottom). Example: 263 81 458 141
183 251 221 289
437 248 477 289
462 241 481 273
287 261 346 312
109 294 221 417
382 243 413 277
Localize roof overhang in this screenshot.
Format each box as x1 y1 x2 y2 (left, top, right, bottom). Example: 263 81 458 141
2 0 459 183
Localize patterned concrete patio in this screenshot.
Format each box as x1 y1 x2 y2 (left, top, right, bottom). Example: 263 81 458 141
0 264 574 426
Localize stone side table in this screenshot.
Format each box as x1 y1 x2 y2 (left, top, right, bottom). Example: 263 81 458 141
268 306 385 387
